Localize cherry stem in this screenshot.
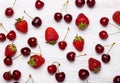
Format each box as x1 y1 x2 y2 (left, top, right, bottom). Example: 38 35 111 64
63 27 70 41
109 23 120 30
0 23 8 33
37 44 42 55
25 74 34 83
107 43 115 54
60 0 69 13
24 10 33 20
12 54 22 60
86 79 89 83
109 31 120 35
12 0 17 8
53 61 61 73
75 53 87 57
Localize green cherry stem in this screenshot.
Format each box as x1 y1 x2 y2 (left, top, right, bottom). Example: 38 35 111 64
37 44 42 55
86 79 89 83
63 27 70 41
107 42 115 54
24 10 33 20
12 0 17 8
0 23 9 33
75 53 87 57
60 0 69 13
25 74 34 83
109 31 120 35
109 23 120 30
53 61 61 73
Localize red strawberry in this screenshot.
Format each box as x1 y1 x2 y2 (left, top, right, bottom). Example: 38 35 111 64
112 11 120 25
5 43 17 57
75 13 89 30
45 27 59 45
28 55 45 68
15 17 28 33
88 58 101 73
73 34 84 52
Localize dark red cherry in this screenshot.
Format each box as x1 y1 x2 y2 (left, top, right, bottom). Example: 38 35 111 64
21 47 31 56
66 51 76 61
101 54 111 63
64 14 72 23
95 44 104 54
99 30 108 40
58 41 67 50
75 0 85 7
47 64 57 75
3 71 12 81
54 12 63 22
28 37 37 47
100 17 109 26
0 33 6 42
5 7 14 17
87 0 95 8
7 30 16 40
55 72 66 82
4 57 12 66
78 69 89 80
113 75 120 83
35 0 44 10
12 70 21 80
32 17 42 27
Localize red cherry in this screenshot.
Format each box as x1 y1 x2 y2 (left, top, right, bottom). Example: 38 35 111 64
12 70 21 80
35 0 44 10
3 71 12 81
99 30 108 40
7 30 16 40
101 54 110 63
55 72 66 82
75 0 85 7
47 64 57 75
78 69 89 80
0 33 6 42
95 44 104 54
5 7 14 17
64 14 72 23
66 51 76 61
87 0 95 8
100 17 109 26
113 75 120 83
58 41 67 50
4 57 13 66
21 47 31 56
28 37 37 47
54 12 63 22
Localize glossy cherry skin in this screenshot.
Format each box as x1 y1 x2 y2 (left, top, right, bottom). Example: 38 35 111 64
3 71 12 81
99 30 108 40
12 70 21 80
0 33 6 42
95 44 104 54
75 0 85 7
100 17 109 26
5 7 14 17
54 12 63 22
4 57 12 66
55 72 66 82
21 47 31 56
87 0 95 8
7 30 16 40
78 69 89 80
32 17 42 27
113 75 120 83
35 0 44 10
66 51 76 61
58 41 67 50
101 54 110 63
28 37 37 47
47 64 57 75
64 14 72 23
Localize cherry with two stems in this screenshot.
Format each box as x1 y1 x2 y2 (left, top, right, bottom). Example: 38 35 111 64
58 27 70 50
24 10 42 28
66 51 86 62
5 0 17 17
35 0 44 10
25 74 34 83
101 43 115 63
0 23 16 41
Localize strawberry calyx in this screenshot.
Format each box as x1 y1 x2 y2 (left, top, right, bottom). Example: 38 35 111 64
9 43 17 52
15 17 24 26
74 34 83 42
46 41 56 45
78 22 87 30
28 57 37 67
93 67 101 73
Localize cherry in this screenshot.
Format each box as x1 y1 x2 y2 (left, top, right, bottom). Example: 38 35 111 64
100 17 109 26
28 37 37 47
4 57 12 66
21 47 31 56
35 0 44 10
113 75 120 83
66 51 76 61
78 69 89 80
47 64 57 75
0 33 6 42
24 11 42 27
54 12 63 22
101 54 110 63
75 0 85 7
95 44 104 54
99 30 108 40
87 0 95 8
3 71 12 81
55 72 66 82
58 27 69 50
5 0 17 17
12 70 21 80
7 30 16 40
64 14 72 23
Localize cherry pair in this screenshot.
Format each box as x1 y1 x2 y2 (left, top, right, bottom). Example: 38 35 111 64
75 0 95 8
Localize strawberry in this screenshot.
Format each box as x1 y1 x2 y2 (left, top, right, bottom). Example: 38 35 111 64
73 34 84 52
15 17 28 33
5 43 17 57
45 27 59 45
112 11 120 25
28 55 45 68
75 13 89 30
88 58 101 73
